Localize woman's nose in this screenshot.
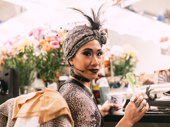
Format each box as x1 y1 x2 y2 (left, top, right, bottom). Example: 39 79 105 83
91 55 100 66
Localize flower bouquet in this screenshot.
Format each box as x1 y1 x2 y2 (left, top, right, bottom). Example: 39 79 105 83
33 31 66 86
0 39 36 94
110 44 138 77
0 25 67 92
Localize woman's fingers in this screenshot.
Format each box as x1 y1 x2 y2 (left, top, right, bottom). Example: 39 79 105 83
106 100 119 107
130 94 149 112
111 103 119 108
137 99 147 112
130 94 140 102
135 96 143 107
103 111 109 116
123 95 149 125
100 100 120 117
101 100 118 112
141 102 149 113
130 94 137 102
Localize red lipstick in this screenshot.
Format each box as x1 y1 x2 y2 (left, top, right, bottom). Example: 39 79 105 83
89 69 99 73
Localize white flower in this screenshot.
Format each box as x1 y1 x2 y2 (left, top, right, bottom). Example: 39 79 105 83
23 54 28 60
123 44 137 58
16 39 33 51
33 51 41 56
43 58 47 61
110 45 125 57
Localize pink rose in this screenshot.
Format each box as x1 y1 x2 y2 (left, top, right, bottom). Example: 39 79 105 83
37 27 43 35
51 53 55 56
29 31 33 37
50 41 60 49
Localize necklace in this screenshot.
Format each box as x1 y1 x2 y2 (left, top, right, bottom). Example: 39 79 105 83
70 69 90 82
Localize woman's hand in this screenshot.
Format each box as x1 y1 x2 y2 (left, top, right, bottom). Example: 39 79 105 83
99 100 118 117
122 94 149 126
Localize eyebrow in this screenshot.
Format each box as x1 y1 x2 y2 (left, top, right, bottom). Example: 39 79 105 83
82 48 102 52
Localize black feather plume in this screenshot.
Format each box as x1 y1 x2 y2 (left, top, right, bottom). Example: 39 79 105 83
97 3 105 20
91 8 96 21
69 4 105 30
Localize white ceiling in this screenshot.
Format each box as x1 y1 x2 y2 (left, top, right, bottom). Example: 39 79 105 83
131 0 170 16
0 0 170 43
107 6 170 42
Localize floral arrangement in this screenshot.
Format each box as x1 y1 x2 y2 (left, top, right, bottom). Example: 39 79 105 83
33 31 66 86
0 26 66 93
0 39 36 94
110 44 138 77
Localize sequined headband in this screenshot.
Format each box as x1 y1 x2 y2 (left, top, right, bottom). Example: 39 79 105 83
63 25 107 61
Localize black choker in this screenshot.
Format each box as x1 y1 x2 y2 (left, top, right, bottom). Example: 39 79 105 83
70 69 91 82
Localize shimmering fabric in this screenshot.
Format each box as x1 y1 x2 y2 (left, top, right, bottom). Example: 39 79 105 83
59 81 102 127
0 98 15 127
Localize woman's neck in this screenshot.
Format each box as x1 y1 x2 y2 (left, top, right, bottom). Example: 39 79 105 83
70 76 91 88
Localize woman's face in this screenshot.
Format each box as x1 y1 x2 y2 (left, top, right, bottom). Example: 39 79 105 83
69 40 102 80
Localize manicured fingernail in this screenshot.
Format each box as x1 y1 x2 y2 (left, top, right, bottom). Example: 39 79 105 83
112 107 120 111
116 108 121 111
130 95 136 102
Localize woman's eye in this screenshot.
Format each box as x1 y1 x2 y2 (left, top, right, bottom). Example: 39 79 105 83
97 52 103 56
82 51 91 56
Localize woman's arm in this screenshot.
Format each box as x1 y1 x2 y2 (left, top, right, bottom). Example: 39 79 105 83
99 100 118 116
100 95 149 127
116 100 149 127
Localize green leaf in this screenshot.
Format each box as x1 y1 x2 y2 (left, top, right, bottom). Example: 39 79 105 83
126 73 136 94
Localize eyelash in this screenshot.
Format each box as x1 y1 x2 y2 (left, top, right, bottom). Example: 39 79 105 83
82 51 91 56
82 51 103 56
97 51 103 56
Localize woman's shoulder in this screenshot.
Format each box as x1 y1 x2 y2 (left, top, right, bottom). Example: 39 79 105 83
59 82 96 110
59 82 86 97
59 82 94 104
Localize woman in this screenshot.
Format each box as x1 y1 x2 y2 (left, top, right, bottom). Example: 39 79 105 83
59 7 149 127
158 70 166 84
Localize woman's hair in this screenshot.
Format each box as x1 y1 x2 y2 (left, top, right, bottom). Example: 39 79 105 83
62 4 107 64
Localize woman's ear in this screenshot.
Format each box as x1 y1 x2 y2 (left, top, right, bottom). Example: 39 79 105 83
69 58 73 66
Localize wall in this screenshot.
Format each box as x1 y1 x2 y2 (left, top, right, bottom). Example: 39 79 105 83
132 0 170 15
108 29 170 74
0 1 24 22
0 2 15 21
